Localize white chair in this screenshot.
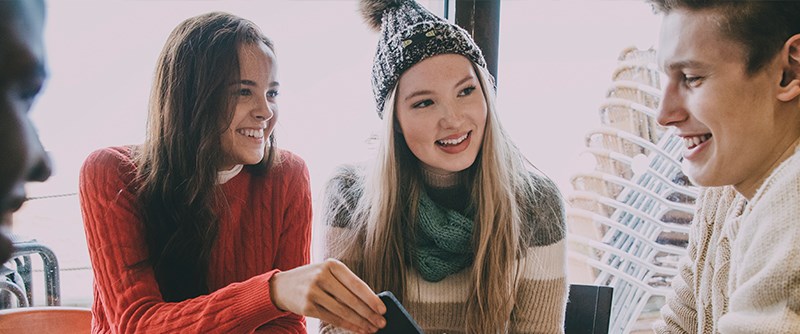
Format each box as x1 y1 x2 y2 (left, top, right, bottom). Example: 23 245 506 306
567 47 696 334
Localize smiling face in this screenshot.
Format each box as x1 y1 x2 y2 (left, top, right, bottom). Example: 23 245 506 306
394 54 487 174
0 0 50 259
657 9 800 197
219 42 279 171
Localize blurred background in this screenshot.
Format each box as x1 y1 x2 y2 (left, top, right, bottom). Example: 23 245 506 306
11 0 664 332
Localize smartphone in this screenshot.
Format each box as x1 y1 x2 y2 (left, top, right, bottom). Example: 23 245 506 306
376 291 424 334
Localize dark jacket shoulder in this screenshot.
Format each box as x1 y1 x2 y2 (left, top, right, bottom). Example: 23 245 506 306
519 170 566 247
323 164 365 228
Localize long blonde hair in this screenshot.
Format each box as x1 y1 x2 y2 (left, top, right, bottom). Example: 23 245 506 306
327 63 536 333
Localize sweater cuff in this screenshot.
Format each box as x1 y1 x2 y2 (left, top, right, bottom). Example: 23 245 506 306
232 269 292 328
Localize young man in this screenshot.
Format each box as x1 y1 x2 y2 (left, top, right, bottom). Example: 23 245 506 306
650 1 800 333
0 0 52 264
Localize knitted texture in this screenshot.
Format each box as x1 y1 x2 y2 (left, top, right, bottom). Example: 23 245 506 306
655 145 800 334
361 0 486 118
79 146 312 334
411 190 474 282
322 164 568 333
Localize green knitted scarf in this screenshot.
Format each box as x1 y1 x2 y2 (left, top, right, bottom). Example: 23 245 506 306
410 190 474 282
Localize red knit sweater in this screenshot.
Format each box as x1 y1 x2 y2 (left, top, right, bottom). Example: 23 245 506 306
79 146 312 333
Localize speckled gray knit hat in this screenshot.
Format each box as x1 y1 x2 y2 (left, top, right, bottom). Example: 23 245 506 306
361 0 487 119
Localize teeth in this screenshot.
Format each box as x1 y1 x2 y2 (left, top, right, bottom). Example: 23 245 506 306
238 129 264 138
684 134 711 149
437 133 468 146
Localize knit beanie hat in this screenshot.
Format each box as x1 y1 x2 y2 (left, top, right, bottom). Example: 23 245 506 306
361 0 488 118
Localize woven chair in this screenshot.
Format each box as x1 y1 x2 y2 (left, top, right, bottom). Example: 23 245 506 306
567 47 697 334
571 133 694 333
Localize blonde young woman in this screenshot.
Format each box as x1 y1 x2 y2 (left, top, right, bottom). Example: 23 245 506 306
322 1 568 333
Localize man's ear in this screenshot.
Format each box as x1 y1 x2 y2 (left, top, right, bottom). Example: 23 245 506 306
778 33 800 102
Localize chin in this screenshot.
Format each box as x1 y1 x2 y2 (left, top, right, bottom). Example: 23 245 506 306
249 157 266 165
683 167 706 187
684 167 725 188
441 161 475 173
681 161 702 184
0 232 13 264
241 152 265 164
1 210 9 225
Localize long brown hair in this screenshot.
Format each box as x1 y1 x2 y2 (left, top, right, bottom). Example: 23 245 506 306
327 64 534 333
133 12 276 302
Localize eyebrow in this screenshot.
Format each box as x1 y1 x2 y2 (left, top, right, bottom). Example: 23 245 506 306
234 80 280 88
453 75 474 89
403 74 476 102
664 60 709 72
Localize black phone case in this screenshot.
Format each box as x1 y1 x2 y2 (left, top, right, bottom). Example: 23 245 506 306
376 291 425 334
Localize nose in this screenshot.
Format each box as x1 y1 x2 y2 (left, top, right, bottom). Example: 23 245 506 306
22 119 52 183
253 96 275 122
28 150 52 182
656 80 687 127
438 100 462 129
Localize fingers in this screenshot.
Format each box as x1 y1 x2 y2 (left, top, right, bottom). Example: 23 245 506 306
271 259 386 333
327 259 387 315
312 288 378 334
320 260 385 329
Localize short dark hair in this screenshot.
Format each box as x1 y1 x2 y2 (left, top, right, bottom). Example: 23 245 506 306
649 0 800 74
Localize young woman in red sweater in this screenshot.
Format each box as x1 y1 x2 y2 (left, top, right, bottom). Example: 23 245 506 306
79 12 385 334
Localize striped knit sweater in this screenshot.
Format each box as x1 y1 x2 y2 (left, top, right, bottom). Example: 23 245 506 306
79 146 312 333
321 164 568 334
655 145 800 333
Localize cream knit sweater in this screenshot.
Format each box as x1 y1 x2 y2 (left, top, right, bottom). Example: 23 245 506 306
655 146 800 333
321 164 568 334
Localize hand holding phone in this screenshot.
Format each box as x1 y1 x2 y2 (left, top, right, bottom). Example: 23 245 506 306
376 291 424 334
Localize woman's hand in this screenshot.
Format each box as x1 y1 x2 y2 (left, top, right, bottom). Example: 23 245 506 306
270 258 386 334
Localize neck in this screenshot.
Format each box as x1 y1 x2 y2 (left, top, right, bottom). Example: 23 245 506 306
419 164 470 212
735 135 800 199
217 164 243 184
420 165 464 189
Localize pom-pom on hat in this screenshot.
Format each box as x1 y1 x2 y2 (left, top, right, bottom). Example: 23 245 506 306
361 0 487 119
